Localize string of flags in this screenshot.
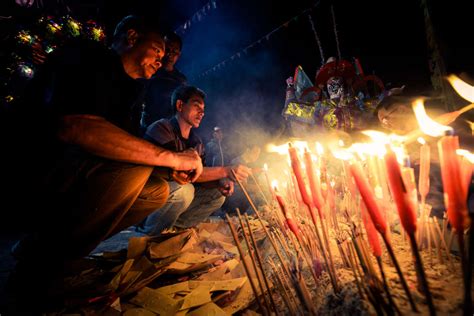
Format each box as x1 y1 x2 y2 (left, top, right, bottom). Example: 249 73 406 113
191 0 321 81
174 0 218 36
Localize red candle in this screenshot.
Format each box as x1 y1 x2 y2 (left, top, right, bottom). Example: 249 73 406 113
275 188 300 239
438 134 470 231
384 147 417 235
418 138 431 203
303 149 325 216
401 162 419 213
288 145 320 226
349 159 387 234
361 204 382 257
288 145 313 207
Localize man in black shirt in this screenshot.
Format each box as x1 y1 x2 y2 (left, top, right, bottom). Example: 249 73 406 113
7 15 202 307
141 32 187 129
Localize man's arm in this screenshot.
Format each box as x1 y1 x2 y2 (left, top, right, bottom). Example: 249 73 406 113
195 165 252 183
58 114 202 174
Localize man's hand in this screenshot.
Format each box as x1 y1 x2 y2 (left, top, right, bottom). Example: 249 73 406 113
172 149 203 182
218 179 234 197
170 170 192 185
226 164 252 182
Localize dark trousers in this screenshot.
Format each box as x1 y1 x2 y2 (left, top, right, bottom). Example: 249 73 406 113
18 156 169 262
7 156 169 310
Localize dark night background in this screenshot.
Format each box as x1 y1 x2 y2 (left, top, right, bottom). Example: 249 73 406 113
0 0 473 308
2 0 473 142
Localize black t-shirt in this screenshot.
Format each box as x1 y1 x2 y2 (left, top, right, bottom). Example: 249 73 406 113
42 38 145 135
144 116 204 161
11 39 146 177
142 68 187 127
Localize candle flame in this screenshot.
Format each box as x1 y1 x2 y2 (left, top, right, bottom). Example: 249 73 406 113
362 130 389 144
466 120 474 135
392 145 407 165
331 149 353 161
293 140 309 154
349 142 386 158
447 75 474 103
266 143 289 155
413 99 452 136
417 137 426 145
338 139 345 147
263 163 268 171
315 142 324 155
456 149 474 163
271 179 279 190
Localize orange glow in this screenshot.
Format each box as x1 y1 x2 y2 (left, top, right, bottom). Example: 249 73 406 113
413 99 452 137
447 75 474 103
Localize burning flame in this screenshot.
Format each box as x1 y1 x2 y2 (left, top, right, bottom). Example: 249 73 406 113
271 179 279 190
293 140 309 154
349 142 386 158
266 143 289 155
331 149 354 161
362 130 389 144
412 99 452 137
466 120 474 135
456 149 474 163
417 137 426 145
263 163 268 171
447 75 474 103
315 142 324 155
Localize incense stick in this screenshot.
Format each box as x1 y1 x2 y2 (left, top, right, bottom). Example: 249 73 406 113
244 213 280 314
236 210 272 314
226 214 266 314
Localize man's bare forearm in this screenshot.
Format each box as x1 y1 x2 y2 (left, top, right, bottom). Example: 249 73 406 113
195 166 229 182
58 114 177 168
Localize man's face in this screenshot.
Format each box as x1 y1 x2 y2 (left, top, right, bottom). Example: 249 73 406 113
178 94 205 128
162 40 181 68
132 33 165 79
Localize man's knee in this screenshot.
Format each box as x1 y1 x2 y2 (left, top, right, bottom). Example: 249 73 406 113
209 189 226 208
171 183 195 209
139 177 170 210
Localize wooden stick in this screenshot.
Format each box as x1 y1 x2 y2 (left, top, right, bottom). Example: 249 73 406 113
380 232 418 312
376 256 401 315
408 232 436 316
428 217 443 264
458 230 471 316
306 204 339 293
244 213 280 314
427 216 433 266
344 241 365 300
225 214 266 314
269 268 296 315
250 173 271 206
448 229 455 252
268 257 300 313
231 170 292 277
467 214 473 316
236 210 272 314
433 217 453 268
